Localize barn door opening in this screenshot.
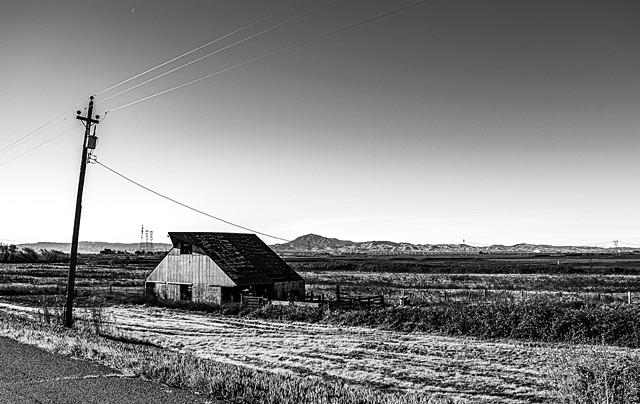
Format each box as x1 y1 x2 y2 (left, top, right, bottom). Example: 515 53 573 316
145 282 155 296
180 284 192 301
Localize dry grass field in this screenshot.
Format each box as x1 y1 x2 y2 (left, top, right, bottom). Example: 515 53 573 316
0 301 579 403
2 254 640 403
2 301 639 403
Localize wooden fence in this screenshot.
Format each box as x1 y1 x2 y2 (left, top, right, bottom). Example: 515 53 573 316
241 295 270 310
241 286 385 311
327 285 384 310
396 288 639 306
328 294 384 310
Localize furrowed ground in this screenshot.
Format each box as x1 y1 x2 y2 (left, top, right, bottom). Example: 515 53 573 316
0 301 570 403
2 254 640 403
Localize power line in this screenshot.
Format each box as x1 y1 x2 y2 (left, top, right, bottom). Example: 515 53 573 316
107 0 430 113
0 109 74 156
463 240 493 247
617 241 640 248
1 2 315 163
95 0 314 97
582 240 617 247
0 126 79 169
0 2 313 163
95 159 297 244
99 0 342 106
0 238 32 244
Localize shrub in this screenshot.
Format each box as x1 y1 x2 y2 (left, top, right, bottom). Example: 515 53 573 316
247 298 640 347
552 348 640 403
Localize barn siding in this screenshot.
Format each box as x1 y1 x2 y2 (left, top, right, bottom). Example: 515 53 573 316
151 283 181 301
146 242 305 304
146 249 235 286
146 248 236 304
207 286 222 303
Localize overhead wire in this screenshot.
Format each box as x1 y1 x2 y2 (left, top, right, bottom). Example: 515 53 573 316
0 108 75 156
2 1 430 251
0 1 316 163
619 241 640 247
95 159 301 245
106 0 429 113
0 125 80 168
0 1 320 165
582 240 617 246
462 240 493 247
98 0 342 106
1 1 427 165
95 0 314 97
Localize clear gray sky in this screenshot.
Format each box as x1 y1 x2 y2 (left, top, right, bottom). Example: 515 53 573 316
1 0 639 246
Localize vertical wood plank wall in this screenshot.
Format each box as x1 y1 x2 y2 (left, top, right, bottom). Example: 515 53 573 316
147 249 235 303
146 248 305 303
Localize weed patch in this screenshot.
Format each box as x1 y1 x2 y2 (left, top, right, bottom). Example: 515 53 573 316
250 298 640 347
0 309 452 404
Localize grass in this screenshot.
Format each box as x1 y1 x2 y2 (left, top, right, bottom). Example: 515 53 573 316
0 307 459 404
248 297 640 348
7 302 557 402
300 271 640 306
551 347 640 403
287 254 640 275
4 257 640 402
4 295 640 402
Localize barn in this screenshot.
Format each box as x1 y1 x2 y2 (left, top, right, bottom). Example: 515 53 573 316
145 232 305 304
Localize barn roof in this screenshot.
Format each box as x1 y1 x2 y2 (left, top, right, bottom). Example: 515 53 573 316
168 232 303 285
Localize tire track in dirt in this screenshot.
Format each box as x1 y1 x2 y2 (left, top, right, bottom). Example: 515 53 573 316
106 306 554 403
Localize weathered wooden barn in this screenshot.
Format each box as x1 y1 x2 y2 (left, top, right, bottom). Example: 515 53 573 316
145 232 305 304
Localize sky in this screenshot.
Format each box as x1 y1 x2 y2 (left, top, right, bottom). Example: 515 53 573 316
1 0 639 247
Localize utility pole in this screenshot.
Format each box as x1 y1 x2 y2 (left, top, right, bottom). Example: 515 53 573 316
65 96 100 328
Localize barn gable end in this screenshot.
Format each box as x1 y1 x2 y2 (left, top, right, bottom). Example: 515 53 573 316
146 249 236 302
145 232 305 304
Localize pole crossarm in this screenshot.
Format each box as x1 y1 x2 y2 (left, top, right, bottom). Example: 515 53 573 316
76 116 100 125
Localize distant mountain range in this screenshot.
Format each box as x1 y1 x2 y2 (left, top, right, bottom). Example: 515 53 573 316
270 234 635 255
13 234 634 255
15 241 172 255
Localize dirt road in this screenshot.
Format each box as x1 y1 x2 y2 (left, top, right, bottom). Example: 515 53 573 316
0 336 214 404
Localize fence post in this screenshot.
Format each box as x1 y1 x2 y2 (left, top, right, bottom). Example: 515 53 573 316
336 285 340 302
483 289 487 300
628 291 632 304
444 290 447 302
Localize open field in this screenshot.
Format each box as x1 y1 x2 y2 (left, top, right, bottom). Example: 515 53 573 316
2 255 640 402
0 301 590 403
290 254 640 305
286 254 640 275
3 254 640 304
0 262 151 300
301 270 640 305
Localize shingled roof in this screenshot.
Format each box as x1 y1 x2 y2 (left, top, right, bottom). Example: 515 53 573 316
168 232 303 286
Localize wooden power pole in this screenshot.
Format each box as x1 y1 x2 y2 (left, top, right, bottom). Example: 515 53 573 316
65 96 100 328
